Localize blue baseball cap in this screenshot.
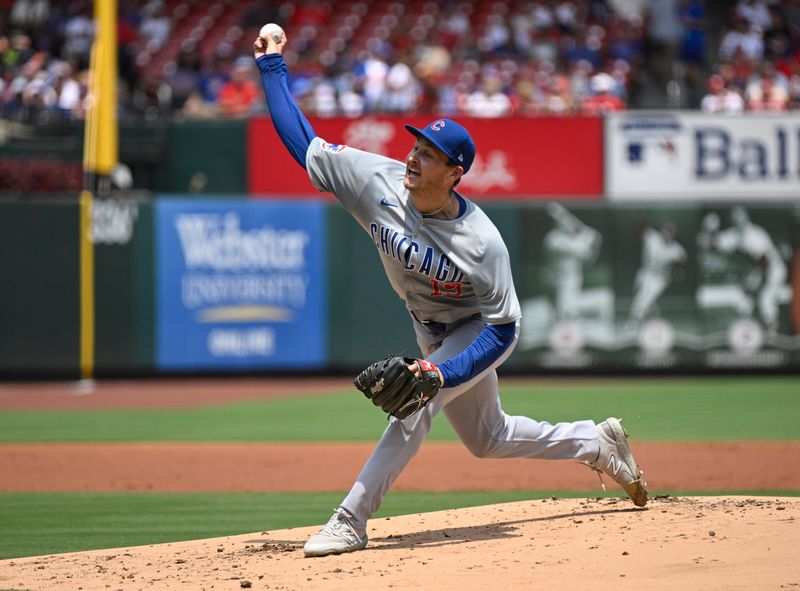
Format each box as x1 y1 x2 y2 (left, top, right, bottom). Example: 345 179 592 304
404 119 476 173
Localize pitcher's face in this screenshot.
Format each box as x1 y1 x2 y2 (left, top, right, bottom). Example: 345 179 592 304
404 138 461 194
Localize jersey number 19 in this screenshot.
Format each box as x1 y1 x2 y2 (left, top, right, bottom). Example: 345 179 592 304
430 280 462 297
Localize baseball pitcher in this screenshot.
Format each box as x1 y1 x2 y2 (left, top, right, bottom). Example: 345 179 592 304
253 26 648 558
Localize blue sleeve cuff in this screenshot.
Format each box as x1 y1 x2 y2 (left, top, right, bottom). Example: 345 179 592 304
437 322 516 387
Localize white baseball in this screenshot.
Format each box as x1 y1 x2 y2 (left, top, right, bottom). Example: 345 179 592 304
259 23 284 44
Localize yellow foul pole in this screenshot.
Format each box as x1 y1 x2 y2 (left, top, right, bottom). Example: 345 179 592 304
80 0 118 379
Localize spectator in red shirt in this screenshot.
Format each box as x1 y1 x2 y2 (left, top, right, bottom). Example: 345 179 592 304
582 72 624 114
217 57 259 117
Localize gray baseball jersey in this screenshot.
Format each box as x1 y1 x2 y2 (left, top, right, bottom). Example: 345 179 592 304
305 137 521 328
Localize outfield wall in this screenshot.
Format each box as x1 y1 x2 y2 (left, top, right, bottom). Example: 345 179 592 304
1 112 798 376
0 198 797 377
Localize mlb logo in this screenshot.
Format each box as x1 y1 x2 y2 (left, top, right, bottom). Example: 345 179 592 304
627 142 643 163
321 142 346 153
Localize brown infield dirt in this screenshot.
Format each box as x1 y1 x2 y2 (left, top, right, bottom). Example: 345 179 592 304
0 378 798 590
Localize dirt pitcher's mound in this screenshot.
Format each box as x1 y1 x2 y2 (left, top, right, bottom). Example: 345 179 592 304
1 496 798 591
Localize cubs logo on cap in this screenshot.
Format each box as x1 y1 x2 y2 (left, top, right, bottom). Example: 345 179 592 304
404 118 476 173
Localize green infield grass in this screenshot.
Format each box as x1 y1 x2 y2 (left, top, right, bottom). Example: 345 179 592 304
0 377 797 442
1 489 798 560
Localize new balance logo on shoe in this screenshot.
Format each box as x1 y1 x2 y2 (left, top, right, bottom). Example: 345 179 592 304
304 508 368 557
606 454 623 476
588 418 648 507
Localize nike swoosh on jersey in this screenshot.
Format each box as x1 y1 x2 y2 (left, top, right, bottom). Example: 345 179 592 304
380 197 398 207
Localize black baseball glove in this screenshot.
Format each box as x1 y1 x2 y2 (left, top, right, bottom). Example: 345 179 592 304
354 356 442 420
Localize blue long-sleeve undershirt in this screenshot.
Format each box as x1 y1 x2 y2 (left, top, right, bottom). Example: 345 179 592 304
255 53 514 389
438 322 517 388
256 54 316 169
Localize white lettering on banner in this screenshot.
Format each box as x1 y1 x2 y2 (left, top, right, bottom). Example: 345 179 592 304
341 121 518 192
93 199 139 245
705 351 787 368
344 119 396 154
181 273 308 309
607 113 800 199
174 213 309 271
538 352 594 368
207 327 275 357
459 151 517 192
635 352 679 368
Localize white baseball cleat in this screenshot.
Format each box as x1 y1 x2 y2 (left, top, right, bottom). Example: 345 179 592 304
304 507 368 557
588 417 648 507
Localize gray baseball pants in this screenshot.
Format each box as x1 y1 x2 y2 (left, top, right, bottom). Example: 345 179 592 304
340 317 600 529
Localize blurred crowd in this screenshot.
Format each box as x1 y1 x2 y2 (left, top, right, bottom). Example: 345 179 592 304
261 0 639 118
700 0 800 112
0 0 799 122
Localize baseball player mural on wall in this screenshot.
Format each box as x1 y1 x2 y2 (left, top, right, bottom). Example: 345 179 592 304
696 207 794 338
253 25 648 558
629 222 688 326
704 207 790 336
543 202 605 322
